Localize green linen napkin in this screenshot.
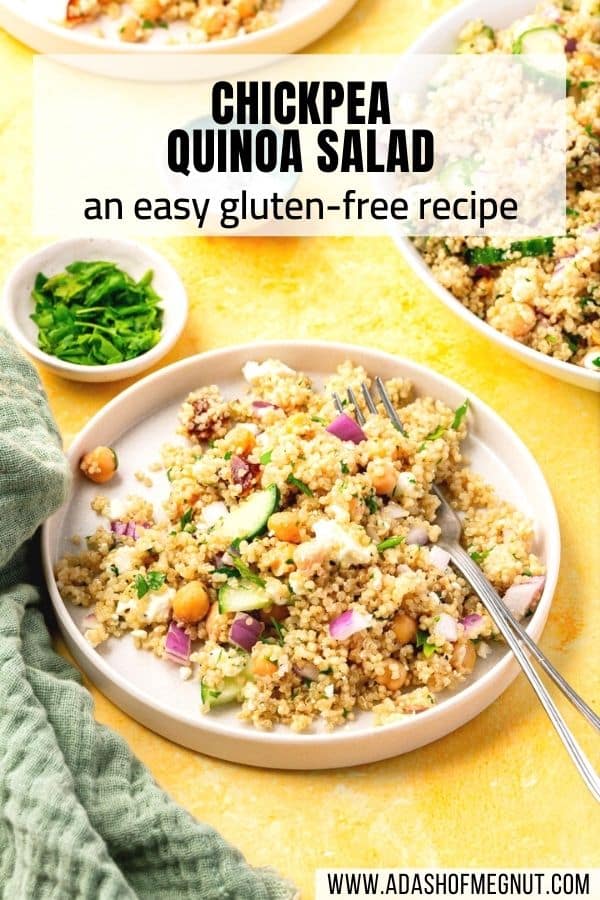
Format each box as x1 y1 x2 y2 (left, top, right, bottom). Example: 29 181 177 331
0 328 297 900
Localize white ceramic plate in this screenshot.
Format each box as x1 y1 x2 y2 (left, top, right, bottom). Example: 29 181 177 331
0 0 357 59
2 237 188 382
42 341 560 768
394 0 600 393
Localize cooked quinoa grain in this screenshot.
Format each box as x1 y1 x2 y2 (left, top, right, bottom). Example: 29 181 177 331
56 359 545 731
414 0 599 372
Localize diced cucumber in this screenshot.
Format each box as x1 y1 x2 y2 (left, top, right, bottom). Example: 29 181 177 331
218 484 279 543
466 237 555 266
512 26 565 56
200 671 251 708
218 579 271 614
512 26 566 84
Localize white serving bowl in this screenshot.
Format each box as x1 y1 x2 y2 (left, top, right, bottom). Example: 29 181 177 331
42 341 560 769
2 237 188 382
394 0 600 393
0 0 357 78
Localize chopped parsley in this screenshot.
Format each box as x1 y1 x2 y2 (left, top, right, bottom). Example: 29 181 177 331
227 557 266 587
418 423 445 451
135 571 166 598
416 629 438 658
376 535 405 552
224 451 233 460
564 332 581 354
340 461 349 474
470 548 491 564
287 473 314 496
311 415 326 425
179 507 194 531
259 449 273 465
110 564 120 576
30 262 163 367
566 207 579 217
270 618 286 646
365 491 378 514
451 399 469 430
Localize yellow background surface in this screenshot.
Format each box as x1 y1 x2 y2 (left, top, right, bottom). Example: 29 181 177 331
1 2 599 895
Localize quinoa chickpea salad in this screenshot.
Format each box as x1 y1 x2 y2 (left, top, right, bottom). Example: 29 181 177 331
414 0 600 373
62 0 280 44
56 359 546 732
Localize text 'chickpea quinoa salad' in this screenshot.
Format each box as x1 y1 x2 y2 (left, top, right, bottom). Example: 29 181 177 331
57 360 546 731
414 0 599 373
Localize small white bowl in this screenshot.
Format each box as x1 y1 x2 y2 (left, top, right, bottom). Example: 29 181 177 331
395 0 600 393
2 237 188 383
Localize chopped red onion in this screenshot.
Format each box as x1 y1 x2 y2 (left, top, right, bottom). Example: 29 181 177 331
460 613 485 640
110 520 128 536
165 622 191 664
406 526 429 546
432 612 458 643
110 520 144 540
503 576 546 619
82 613 97 629
294 661 320 681
251 400 280 419
429 545 450 570
473 265 493 280
229 612 264 651
564 37 577 52
329 609 373 641
326 413 366 444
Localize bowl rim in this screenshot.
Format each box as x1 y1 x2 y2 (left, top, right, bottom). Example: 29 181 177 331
0 0 349 54
41 339 561 749
2 236 188 379
393 0 600 392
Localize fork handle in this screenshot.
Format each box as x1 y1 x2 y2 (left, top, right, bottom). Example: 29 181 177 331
443 543 600 803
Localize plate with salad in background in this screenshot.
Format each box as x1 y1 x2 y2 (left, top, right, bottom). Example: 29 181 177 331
396 0 599 392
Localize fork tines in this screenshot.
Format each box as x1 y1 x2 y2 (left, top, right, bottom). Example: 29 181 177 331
334 378 405 435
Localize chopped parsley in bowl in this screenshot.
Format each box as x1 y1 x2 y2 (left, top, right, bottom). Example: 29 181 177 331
3 237 188 382
31 260 164 367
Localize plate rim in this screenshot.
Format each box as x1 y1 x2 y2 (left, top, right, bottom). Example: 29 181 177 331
42 339 561 752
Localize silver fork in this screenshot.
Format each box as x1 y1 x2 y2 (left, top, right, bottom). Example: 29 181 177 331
335 380 600 802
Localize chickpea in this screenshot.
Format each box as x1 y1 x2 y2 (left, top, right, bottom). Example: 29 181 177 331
251 654 278 678
173 581 210 624
451 640 477 674
375 660 407 692
391 612 417 645
119 17 144 41
226 425 255 456
235 0 257 18
367 460 397 496
79 446 118 484
268 511 301 544
132 0 161 19
197 6 227 35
